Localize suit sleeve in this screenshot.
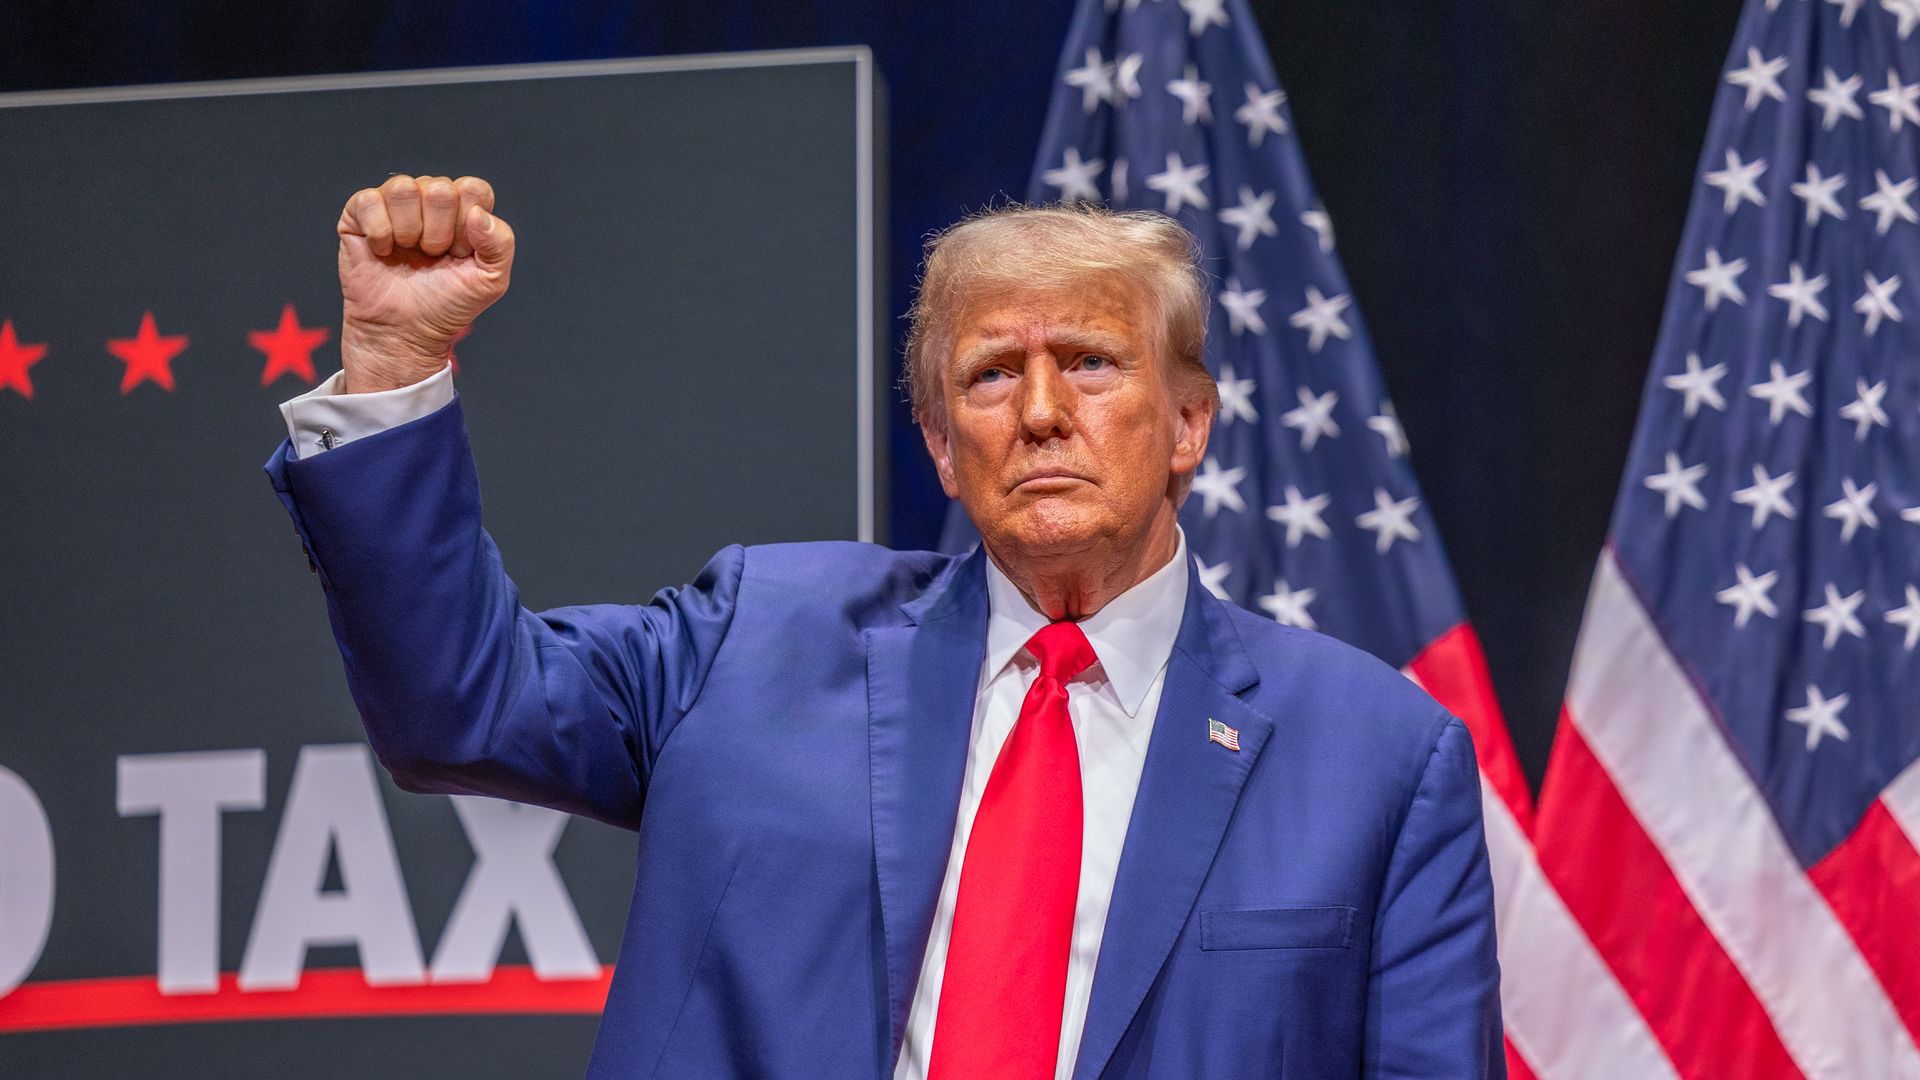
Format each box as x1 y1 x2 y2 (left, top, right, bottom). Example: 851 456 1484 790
263 393 739 831
1363 715 1506 1079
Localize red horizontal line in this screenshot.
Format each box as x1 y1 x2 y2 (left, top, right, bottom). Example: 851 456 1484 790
0 965 612 1034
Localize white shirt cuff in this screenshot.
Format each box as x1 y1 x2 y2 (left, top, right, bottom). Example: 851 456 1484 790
278 363 455 459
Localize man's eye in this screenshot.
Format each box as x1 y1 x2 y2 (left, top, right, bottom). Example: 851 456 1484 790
976 368 1004 383
1082 355 1111 370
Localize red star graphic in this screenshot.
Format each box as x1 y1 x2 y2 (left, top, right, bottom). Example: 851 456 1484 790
0 319 48 400
107 312 189 394
448 323 472 375
249 303 331 387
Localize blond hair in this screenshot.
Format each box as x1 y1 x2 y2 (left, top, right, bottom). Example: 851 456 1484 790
903 203 1217 428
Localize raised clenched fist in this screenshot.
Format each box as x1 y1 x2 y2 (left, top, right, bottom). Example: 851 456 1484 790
336 174 515 394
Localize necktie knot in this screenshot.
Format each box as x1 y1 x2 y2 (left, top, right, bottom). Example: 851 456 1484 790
1025 620 1097 685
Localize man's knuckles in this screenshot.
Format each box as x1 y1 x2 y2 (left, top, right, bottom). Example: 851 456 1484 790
454 176 495 209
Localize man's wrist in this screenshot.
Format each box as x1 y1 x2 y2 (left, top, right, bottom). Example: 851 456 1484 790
339 322 454 394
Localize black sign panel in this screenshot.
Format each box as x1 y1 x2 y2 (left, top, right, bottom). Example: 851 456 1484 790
0 50 882 1078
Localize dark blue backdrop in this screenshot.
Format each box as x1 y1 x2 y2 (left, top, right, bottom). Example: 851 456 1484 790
2 0 1747 785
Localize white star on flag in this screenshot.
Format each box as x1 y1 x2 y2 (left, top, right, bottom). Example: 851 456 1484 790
1860 169 1919 234
1884 0 1920 39
1716 563 1780 627
1808 67 1865 129
1216 362 1259 422
1705 148 1769 213
1886 585 1920 650
1785 684 1851 750
1281 386 1341 450
1726 48 1790 110
1663 352 1729 417
1042 147 1104 202
1234 82 1288 146
1854 272 1902 334
1731 464 1797 528
1749 360 1814 424
1190 456 1248 516
1300 202 1334 252
1166 65 1213 124
1064 47 1118 112
1644 451 1709 517
1116 53 1146 102
1685 247 1749 310
1110 158 1129 203
1829 0 1866 26
1870 68 1920 130
1178 0 1229 36
1288 287 1353 352
1790 163 1848 225
1840 378 1890 439
1768 261 1830 326
1368 401 1408 458
1824 478 1880 541
1218 279 1268 336
1355 489 1422 553
1194 555 1232 600
1804 585 1868 649
1145 151 1211 214
1256 578 1316 628
1218 186 1279 250
1265 486 1333 547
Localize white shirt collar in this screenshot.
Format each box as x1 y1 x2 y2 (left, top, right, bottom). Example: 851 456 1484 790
981 528 1191 718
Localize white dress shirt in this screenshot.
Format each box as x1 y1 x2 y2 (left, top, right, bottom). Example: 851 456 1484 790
279 369 1190 1080
277 362 453 458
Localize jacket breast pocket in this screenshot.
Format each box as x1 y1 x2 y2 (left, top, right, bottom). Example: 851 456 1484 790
1199 905 1355 951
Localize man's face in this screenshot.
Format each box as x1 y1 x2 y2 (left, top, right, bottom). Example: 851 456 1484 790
922 274 1211 562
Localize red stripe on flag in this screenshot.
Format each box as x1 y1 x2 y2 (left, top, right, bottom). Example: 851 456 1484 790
1504 1035 1540 1080
1811 800 1920 1042
0 965 612 1034
1407 621 1533 833
1535 715 1803 1080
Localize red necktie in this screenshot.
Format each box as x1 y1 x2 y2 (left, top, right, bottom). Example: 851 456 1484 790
928 620 1097 1080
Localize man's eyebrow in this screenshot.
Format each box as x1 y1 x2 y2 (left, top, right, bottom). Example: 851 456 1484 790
953 329 1133 371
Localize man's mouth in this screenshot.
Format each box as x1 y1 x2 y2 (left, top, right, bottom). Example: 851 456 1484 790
1012 470 1091 492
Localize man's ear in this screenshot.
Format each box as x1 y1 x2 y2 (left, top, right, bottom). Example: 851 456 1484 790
1170 393 1214 475
920 412 962 498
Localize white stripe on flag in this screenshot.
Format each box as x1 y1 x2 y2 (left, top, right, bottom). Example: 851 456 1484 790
1482 785 1679 1080
1565 552 1920 1079
1883 759 1920 856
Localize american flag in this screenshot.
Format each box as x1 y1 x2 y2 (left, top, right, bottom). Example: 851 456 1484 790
1206 717 1241 751
937 1 1541 1069
1508 0 1920 1076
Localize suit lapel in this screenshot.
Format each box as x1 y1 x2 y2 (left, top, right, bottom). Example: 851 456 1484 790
1071 566 1275 1080
866 550 988 1069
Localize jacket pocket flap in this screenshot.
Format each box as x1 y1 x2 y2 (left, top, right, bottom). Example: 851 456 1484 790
1200 905 1355 951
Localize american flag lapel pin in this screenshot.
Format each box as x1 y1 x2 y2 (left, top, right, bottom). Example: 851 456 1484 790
1208 718 1241 752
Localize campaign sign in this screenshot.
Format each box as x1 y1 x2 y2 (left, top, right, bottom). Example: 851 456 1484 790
0 50 882 1078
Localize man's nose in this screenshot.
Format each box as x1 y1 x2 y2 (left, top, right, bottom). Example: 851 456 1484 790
1018 356 1073 440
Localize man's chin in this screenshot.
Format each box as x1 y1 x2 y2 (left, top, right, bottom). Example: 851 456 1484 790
983 505 1109 559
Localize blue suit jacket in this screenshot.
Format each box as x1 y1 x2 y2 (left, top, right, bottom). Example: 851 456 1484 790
265 396 1503 1079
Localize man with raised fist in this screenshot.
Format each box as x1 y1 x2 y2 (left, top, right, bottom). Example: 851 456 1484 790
266 175 1502 1080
